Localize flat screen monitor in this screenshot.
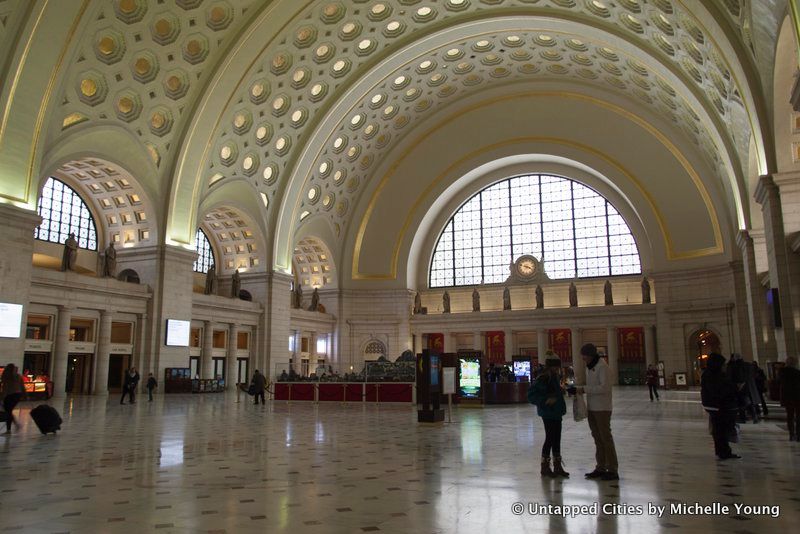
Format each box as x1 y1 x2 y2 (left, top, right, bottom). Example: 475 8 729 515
165 319 191 347
0 303 23 338
459 356 481 398
513 360 531 379
430 354 440 387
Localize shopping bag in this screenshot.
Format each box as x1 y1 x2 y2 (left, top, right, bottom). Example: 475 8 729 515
728 422 741 443
573 394 587 422
247 384 256 396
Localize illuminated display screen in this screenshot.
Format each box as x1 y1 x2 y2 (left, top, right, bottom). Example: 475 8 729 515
430 355 439 387
459 357 481 398
513 360 531 379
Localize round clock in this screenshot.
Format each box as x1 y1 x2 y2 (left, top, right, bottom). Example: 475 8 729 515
515 255 538 279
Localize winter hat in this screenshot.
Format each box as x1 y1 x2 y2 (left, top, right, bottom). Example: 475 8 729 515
545 355 562 368
580 343 598 357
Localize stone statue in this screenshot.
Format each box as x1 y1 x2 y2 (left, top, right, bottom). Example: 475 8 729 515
472 288 480 312
102 242 116 278
413 291 422 314
204 263 217 295
293 282 303 309
569 282 578 308
503 286 511 311
61 233 78 271
231 269 241 298
442 291 450 313
642 276 651 304
535 285 544 309
604 280 613 306
308 288 320 311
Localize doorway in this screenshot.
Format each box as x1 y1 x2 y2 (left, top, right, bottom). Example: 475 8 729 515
190 356 200 379
687 329 720 386
107 354 131 392
237 358 249 385
23 352 50 376
212 357 225 380
65 354 92 394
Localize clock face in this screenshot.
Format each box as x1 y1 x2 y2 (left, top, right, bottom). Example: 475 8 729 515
516 256 537 278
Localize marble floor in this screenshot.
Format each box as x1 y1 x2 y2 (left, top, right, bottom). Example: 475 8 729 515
0 388 797 534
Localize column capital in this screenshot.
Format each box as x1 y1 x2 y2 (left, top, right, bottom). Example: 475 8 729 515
58 305 75 313
0 203 42 231
754 174 777 205
736 229 753 250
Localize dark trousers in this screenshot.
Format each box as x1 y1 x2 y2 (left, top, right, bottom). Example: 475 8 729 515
709 410 735 458
648 384 659 400
757 391 768 416
148 388 154 401
587 410 618 472
541 418 562 457
254 390 265 404
3 393 22 431
786 405 800 437
120 386 135 404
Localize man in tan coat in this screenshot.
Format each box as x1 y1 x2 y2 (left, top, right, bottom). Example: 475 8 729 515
576 343 619 480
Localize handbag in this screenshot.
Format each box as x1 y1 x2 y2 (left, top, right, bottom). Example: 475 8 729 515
247 384 256 396
573 394 587 422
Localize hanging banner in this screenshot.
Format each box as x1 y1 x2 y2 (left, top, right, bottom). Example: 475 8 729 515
427 333 444 355
618 327 645 362
485 331 506 364
548 329 572 364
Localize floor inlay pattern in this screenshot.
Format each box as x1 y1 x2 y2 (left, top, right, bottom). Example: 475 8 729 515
0 388 797 533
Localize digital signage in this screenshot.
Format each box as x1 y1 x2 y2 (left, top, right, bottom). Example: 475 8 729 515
459 356 481 398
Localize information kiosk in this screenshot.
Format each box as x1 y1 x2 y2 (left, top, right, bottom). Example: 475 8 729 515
417 350 444 422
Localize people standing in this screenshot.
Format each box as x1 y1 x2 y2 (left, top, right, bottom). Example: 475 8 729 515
576 343 619 481
251 370 266 405
701 353 740 459
146 373 157 402
780 356 800 441
727 353 752 423
752 361 769 417
120 367 140 404
528 353 569 478
646 364 660 402
1 364 24 433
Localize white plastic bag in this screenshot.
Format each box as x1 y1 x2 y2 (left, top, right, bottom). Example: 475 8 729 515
573 394 587 422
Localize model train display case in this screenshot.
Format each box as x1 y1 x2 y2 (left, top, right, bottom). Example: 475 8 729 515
164 367 192 393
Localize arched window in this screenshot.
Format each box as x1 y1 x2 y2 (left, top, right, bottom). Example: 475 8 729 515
35 177 98 250
193 228 215 273
364 340 387 358
429 174 641 287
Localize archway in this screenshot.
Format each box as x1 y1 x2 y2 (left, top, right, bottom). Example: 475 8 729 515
687 329 721 386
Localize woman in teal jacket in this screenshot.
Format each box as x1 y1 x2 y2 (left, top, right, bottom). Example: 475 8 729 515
528 353 569 477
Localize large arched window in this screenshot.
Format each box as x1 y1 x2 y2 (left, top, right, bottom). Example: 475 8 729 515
429 174 641 287
35 177 98 250
193 228 215 273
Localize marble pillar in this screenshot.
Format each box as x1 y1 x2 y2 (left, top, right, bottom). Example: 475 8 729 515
504 328 514 361
644 324 656 367
737 230 767 362
537 329 547 360
571 327 585 384
202 320 214 379
93 310 113 395
51 306 73 397
227 323 239 387
606 326 619 386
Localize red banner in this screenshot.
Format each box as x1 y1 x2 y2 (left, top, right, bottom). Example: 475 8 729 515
618 327 645 362
427 333 444 354
548 329 572 364
485 331 506 364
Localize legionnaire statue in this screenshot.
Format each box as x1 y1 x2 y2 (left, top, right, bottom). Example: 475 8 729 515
604 280 613 306
231 269 241 298
472 288 480 312
102 242 117 278
503 286 511 311
61 232 78 271
413 291 422 314
535 284 544 309
442 291 451 313
204 263 217 295
641 276 651 304
569 282 578 308
293 282 303 309
308 287 320 311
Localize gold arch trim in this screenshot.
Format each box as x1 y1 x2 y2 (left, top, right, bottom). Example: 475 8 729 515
352 91 724 280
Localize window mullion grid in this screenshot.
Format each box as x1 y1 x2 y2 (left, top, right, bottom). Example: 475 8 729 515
479 192 485 285
507 179 514 265
451 217 456 287
605 201 612 275
570 181 578 278
538 175 544 263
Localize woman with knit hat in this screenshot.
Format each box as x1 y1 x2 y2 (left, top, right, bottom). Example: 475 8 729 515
528 351 569 478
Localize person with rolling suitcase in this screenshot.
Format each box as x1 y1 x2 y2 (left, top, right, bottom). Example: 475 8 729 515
1 363 25 434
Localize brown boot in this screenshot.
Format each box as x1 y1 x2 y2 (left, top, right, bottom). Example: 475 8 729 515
553 456 570 478
541 456 554 477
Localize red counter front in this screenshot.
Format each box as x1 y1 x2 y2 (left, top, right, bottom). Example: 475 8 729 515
271 382 414 403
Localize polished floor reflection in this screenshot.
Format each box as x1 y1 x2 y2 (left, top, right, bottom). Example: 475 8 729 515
0 388 798 533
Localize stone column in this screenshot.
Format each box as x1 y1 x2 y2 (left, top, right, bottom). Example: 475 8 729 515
644 324 656 367
571 327 585 384
472 331 483 352
737 230 767 362
0 204 41 367
93 310 113 395
504 328 514 361
227 322 239 387
51 306 73 397
263 271 294 380
291 329 301 372
537 329 547 361
443 332 456 353
202 320 214 379
755 175 797 359
606 326 619 386
135 313 148 375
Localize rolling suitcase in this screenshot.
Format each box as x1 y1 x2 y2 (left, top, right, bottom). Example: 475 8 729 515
30 405 62 434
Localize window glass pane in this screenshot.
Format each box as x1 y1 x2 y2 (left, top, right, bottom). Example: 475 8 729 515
193 228 216 273
428 174 640 287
